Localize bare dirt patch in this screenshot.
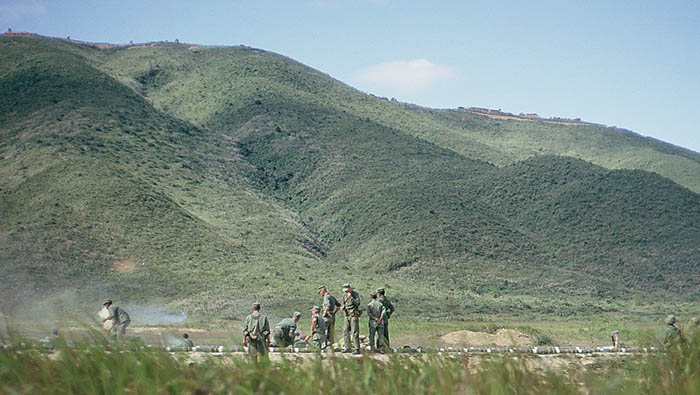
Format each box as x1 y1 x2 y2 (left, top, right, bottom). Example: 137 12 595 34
113 258 136 273
441 329 531 347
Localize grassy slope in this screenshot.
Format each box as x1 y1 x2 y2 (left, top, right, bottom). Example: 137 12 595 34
425 108 700 193
0 35 330 316
100 42 700 294
1 35 699 320
476 156 700 296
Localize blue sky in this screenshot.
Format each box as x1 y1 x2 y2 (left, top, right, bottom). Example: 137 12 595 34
2 0 699 152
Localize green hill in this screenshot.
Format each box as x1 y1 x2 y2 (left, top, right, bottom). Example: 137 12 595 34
1 34 699 320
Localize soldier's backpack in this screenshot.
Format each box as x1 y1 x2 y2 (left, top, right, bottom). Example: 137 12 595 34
247 314 264 341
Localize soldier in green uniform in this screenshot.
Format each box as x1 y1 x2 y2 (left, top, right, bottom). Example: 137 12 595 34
176 333 194 351
101 300 131 341
242 303 271 360
663 314 681 345
377 288 395 348
367 293 387 353
271 312 302 349
319 286 341 346
340 283 362 354
304 306 327 351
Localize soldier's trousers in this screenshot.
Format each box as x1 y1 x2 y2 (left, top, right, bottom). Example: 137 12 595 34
271 329 293 348
369 324 386 350
383 320 390 347
323 314 336 345
343 315 360 351
246 337 268 361
110 320 130 341
311 334 327 351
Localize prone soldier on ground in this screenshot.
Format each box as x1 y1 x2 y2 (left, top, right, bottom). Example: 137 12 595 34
377 287 395 348
102 300 131 341
319 286 341 347
243 303 271 360
367 293 387 353
340 283 362 354
271 312 302 349
39 329 59 350
304 306 327 351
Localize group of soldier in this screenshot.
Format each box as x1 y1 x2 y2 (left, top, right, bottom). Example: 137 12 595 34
242 283 395 359
79 297 698 358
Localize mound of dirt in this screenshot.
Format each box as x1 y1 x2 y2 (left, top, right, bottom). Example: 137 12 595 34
440 329 531 347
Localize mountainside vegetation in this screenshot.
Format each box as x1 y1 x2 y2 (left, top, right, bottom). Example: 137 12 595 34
1 34 698 321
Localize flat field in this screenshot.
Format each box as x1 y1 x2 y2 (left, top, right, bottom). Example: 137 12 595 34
2 324 699 394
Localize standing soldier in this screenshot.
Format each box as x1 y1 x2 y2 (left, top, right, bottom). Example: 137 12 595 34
367 293 387 353
242 303 271 360
319 286 341 346
271 312 302 349
377 288 395 348
340 283 361 354
101 300 131 341
663 314 681 345
304 306 327 351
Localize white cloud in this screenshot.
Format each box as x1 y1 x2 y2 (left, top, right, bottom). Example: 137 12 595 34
0 0 47 21
354 59 456 91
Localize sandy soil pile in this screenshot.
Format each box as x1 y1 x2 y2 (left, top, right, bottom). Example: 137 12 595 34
440 329 531 347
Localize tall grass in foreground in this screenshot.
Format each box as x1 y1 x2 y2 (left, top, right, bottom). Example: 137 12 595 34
2 331 700 394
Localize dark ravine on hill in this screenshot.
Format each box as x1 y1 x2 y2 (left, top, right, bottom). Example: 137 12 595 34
1 34 699 319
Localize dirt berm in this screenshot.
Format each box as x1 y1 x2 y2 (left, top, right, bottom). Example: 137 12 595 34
440 329 531 347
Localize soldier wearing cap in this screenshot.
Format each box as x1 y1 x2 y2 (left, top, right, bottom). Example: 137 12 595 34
367 293 387 353
319 286 341 345
340 283 362 354
101 300 131 341
377 288 395 348
663 314 681 345
304 306 327 350
243 303 271 360
272 312 302 349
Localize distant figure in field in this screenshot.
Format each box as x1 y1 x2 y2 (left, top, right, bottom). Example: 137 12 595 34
663 314 681 345
178 333 194 351
611 330 622 349
102 300 131 340
242 303 270 360
271 312 302 349
39 328 59 350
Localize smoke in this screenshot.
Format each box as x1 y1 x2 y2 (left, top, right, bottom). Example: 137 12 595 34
123 305 187 325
